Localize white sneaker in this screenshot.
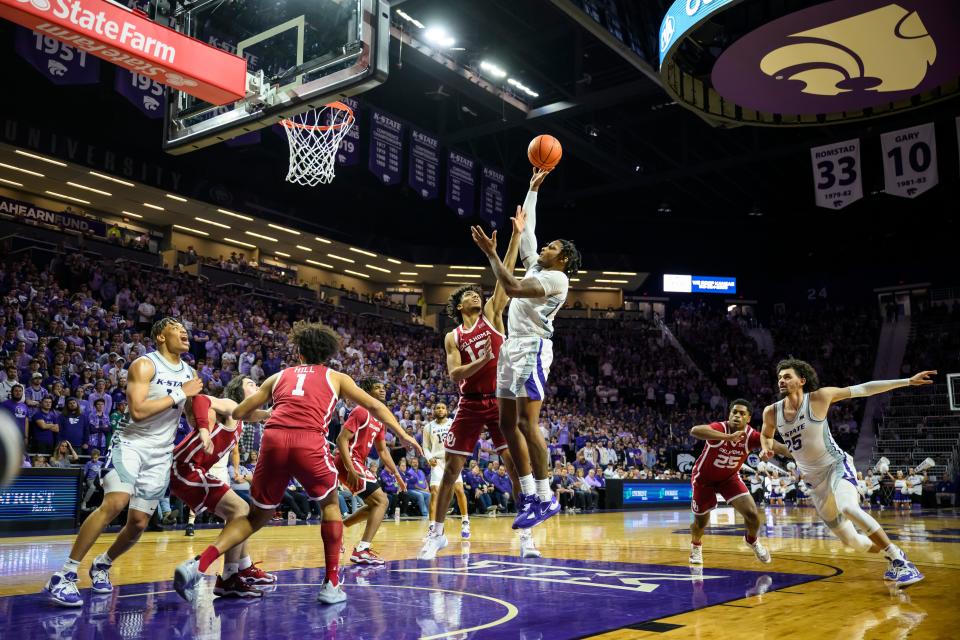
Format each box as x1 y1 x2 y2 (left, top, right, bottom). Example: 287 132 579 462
417 533 448 560
747 539 772 564
689 544 703 564
316 580 347 604
519 531 541 558
173 558 202 602
423 523 436 542
461 520 471 539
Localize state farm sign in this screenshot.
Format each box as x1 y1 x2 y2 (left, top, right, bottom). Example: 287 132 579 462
0 0 246 105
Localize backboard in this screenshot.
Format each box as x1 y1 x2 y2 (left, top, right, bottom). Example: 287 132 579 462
162 0 389 154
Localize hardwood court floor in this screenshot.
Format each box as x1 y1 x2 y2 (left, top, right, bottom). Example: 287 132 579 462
0 506 957 639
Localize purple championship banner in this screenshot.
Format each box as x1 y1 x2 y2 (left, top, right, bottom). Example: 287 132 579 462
368 109 404 185
14 25 99 85
337 96 361 167
408 127 440 200
446 150 477 219
480 165 506 230
114 69 164 119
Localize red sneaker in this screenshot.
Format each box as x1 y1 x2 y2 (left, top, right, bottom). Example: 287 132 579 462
213 573 264 598
350 547 385 565
238 562 277 585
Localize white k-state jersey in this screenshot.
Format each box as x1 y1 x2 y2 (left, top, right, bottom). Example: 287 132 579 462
113 351 195 452
507 262 569 339
774 393 850 476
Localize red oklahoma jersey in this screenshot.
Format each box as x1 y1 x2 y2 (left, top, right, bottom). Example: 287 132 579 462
691 421 762 485
453 315 504 395
342 406 385 465
173 420 243 471
268 365 338 438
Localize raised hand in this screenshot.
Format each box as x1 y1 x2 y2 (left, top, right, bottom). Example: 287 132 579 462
182 378 203 398
471 225 497 257
726 430 746 443
909 370 937 386
530 167 551 191
511 206 527 235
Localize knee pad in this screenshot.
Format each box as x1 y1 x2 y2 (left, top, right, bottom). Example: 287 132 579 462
829 519 874 553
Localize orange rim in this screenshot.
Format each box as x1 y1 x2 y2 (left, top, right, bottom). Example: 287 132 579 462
281 101 355 131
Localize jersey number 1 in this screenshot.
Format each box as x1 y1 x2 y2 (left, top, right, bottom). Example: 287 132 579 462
292 373 307 396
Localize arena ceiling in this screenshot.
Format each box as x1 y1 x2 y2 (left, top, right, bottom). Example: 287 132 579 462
1 0 957 284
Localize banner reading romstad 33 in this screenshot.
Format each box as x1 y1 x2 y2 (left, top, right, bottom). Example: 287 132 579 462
881 122 938 199
810 138 863 209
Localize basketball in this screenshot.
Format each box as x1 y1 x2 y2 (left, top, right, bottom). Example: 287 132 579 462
527 134 563 170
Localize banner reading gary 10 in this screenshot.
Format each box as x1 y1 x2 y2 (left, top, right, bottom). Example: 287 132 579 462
0 0 246 104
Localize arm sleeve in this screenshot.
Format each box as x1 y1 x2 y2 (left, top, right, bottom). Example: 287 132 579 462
531 270 568 297
519 190 538 268
191 395 212 430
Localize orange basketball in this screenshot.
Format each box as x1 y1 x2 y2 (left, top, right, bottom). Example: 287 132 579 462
527 135 562 170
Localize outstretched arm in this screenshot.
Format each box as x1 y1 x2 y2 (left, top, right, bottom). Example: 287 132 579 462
518 169 549 268
689 424 742 442
472 226 549 299
232 373 279 420
485 207 526 320
810 370 937 415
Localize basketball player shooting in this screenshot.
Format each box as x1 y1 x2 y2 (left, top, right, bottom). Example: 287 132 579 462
688 399 791 566
761 359 936 586
470 168 581 529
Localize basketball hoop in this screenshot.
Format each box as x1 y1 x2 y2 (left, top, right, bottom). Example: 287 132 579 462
281 102 355 186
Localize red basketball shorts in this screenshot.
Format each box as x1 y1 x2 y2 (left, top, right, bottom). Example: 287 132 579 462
691 474 750 515
170 463 231 514
250 428 339 509
444 397 507 457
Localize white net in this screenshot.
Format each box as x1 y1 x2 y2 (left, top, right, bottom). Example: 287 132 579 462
282 102 355 187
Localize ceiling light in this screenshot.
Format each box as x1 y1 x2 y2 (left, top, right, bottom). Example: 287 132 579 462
195 217 230 229
657 202 672 214
306 260 334 268
66 182 112 196
398 279 416 283
480 61 507 79
143 202 164 210
296 245 312 252
173 224 209 236
275 251 290 257
396 9 425 29
314 236 332 244
400 272 418 276
601 271 637 276
0 162 43 177
245 231 277 242
596 279 628 284
89 171 134 186
217 208 253 221
45 190 90 204
386 258 402 265
507 77 539 98
589 286 619 290
349 247 377 257
424 26 455 48
446 273 482 279
327 253 355 263
449 265 485 271
121 210 143 218
415 264 434 268
268 223 300 235
165 193 187 202
224 237 256 249
0 178 24 187
569 278 580 282
578 271 588 274
366 264 391 273
15 150 66 166
344 269 370 279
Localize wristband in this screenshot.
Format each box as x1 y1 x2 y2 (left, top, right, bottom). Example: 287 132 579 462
170 388 187 406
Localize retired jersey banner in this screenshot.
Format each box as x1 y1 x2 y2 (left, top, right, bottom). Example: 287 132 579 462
881 123 938 199
114 68 163 118
336 97 360 167
368 109 404 185
408 128 440 200
15 26 99 85
810 138 863 209
446 151 476 219
480 165 506 230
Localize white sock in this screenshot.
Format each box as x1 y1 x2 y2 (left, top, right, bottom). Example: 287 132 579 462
519 474 536 496
62 558 80 575
428 521 436 531
434 523 445 536
223 562 239 579
883 544 905 561
535 479 553 502
94 552 113 567
238 556 252 571
356 540 371 552
461 516 469 523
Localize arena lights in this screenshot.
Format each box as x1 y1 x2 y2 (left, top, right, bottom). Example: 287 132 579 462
194 217 230 229
344 269 371 279
480 61 507 79
120 210 143 218
0 162 44 177
327 253 355 263
446 273 482 279
395 9 425 29
415 264 435 268
400 272 419 276
223 237 256 249
45 190 90 204
66 182 112 197
0 178 24 187
165 193 187 202
596 279 628 284
267 223 300 235
366 264 391 273
349 247 377 257
601 271 637 276
398 279 416 283
143 203 165 211
424 26 455 48
306 260 334 269
89 171 134 187
275 251 291 257
314 236 332 244
173 224 209 237
245 231 278 242
14 150 66 167
217 208 254 221
449 265 484 270
295 245 312 252
507 77 539 98
569 278 580 282
386 258 402 265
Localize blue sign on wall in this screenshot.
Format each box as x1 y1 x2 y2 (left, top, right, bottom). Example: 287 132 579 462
622 482 693 505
